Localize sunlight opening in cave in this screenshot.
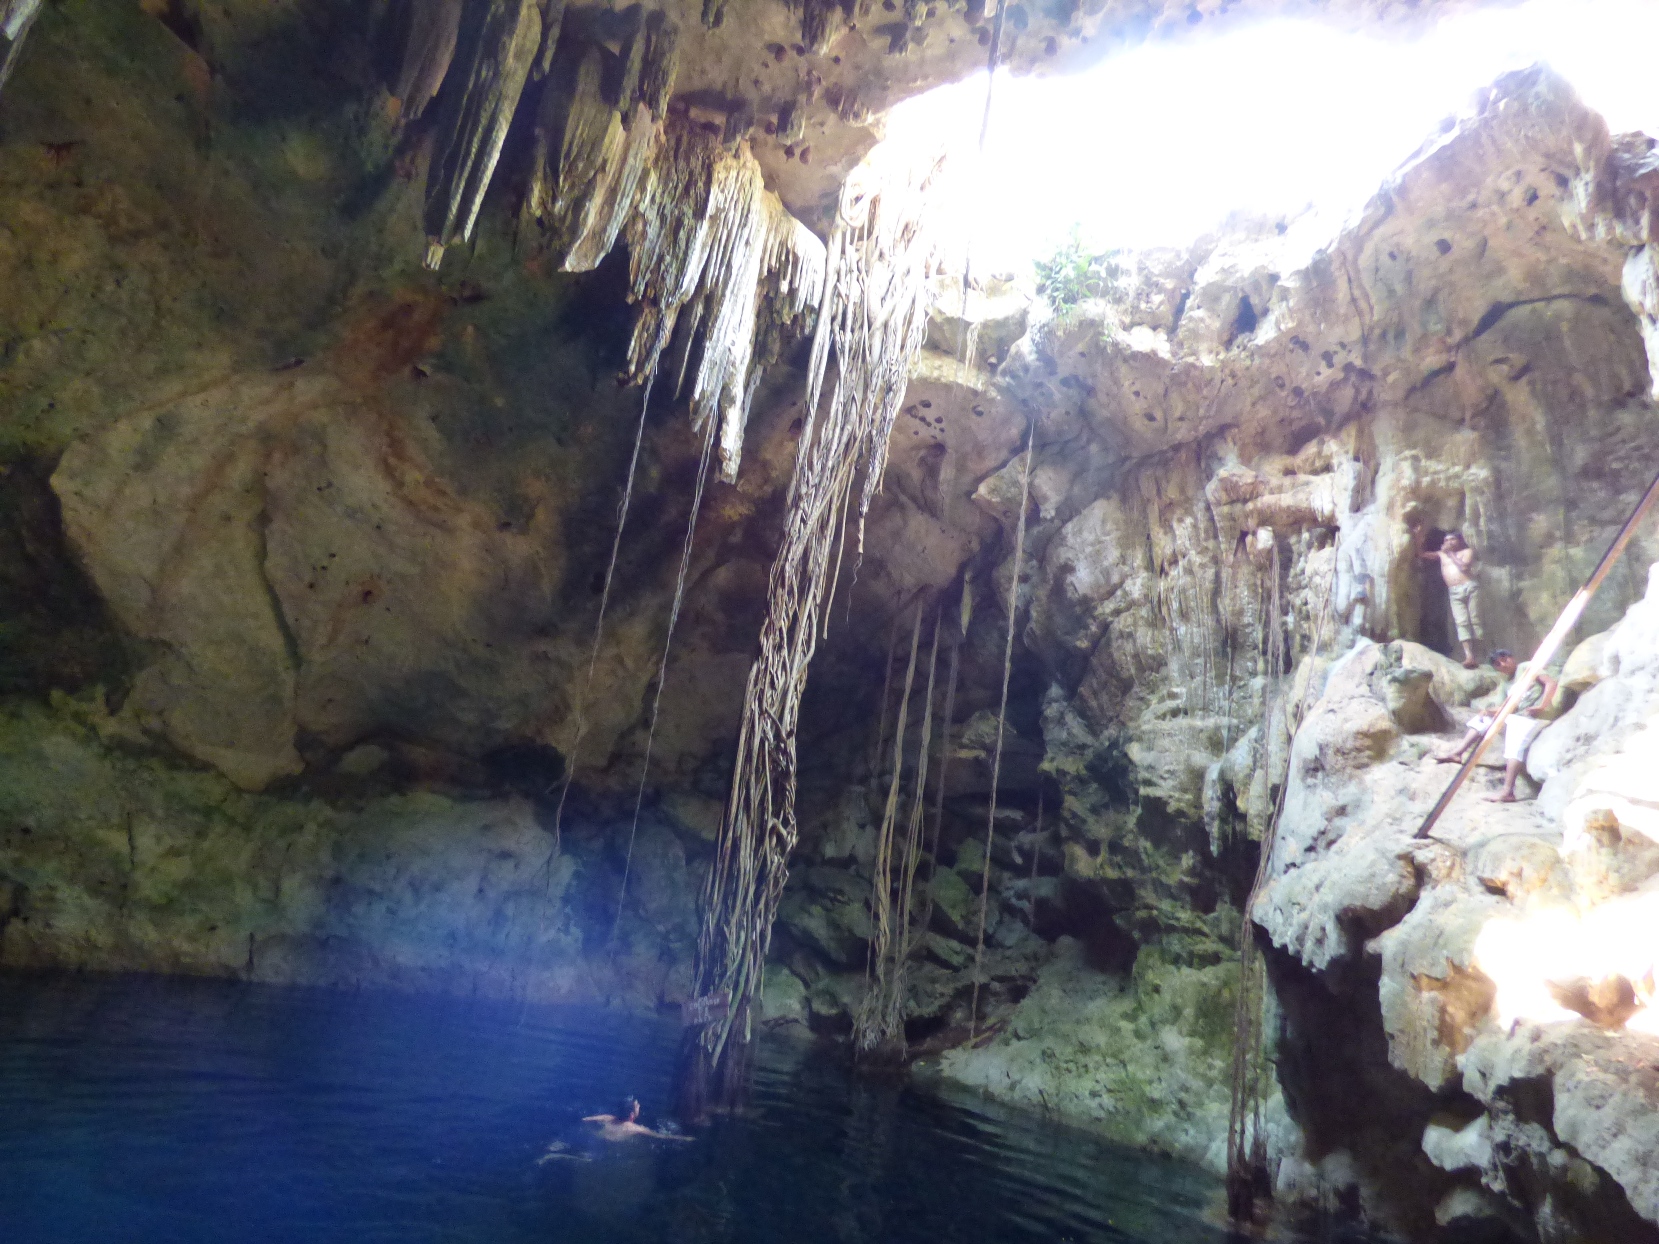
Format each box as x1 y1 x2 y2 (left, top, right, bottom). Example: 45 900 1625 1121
882 0 1659 278
1473 889 1659 1031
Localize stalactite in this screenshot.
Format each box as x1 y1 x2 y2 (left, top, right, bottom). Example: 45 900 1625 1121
495 17 829 1013
636 12 679 116
387 0 813 474
523 43 823 484
680 142 944 1113
0 0 43 95
422 0 543 268
795 0 855 53
621 127 824 481
532 0 566 78
524 46 662 269
969 424 1034 1039
391 0 464 126
612 11 647 113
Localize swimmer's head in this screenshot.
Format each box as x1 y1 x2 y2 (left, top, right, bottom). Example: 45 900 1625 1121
618 1096 640 1122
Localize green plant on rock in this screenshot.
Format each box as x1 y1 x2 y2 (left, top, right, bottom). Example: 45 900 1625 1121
1034 230 1127 315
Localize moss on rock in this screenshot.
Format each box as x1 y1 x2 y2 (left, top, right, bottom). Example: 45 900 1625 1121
0 693 700 1007
934 937 1240 1169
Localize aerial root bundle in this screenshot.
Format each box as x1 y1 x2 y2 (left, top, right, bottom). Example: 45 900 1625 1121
679 140 944 1113
854 604 943 1058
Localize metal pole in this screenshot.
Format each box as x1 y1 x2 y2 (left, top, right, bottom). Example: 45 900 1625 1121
1414 464 1659 841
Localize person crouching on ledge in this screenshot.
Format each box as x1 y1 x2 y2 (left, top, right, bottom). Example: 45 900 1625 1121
1435 649 1559 802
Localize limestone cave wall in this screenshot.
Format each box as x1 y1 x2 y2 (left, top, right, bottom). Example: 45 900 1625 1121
3 3 1659 1241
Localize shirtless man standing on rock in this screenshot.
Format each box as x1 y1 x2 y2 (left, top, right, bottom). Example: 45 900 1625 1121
1420 530 1482 668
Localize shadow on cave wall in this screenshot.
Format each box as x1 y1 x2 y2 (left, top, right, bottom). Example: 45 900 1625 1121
0 457 131 697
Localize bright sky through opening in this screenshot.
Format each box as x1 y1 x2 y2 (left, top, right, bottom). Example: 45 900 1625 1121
884 0 1659 276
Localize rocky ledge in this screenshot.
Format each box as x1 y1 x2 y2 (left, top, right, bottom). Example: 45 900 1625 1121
1243 564 1659 1241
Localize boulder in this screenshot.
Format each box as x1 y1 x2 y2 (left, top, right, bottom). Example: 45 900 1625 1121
1559 629 1613 696
758 964 809 1027
776 888 871 967
927 865 977 941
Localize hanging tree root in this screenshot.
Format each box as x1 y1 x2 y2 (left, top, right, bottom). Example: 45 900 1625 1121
1225 548 1338 1226
969 423 1035 1039
917 584 966 944
510 373 656 1013
855 604 942 1060
609 417 720 948
679 141 944 1116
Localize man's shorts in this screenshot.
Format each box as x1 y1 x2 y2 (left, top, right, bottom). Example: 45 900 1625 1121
1504 715 1543 762
1449 581 1481 643
1464 713 1544 763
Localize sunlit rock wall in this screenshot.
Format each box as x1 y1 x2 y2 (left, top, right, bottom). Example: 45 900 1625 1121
1246 581 1659 1242
910 67 1659 1218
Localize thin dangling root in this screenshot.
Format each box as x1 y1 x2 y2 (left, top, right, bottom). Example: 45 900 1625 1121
917 589 965 944
1226 562 1339 1224
855 603 941 1056
857 603 923 1041
515 372 655 1013
610 417 719 948
549 372 657 833
969 421 1035 1040
869 617 902 790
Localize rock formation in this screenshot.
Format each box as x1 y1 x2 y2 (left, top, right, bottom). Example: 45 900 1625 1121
3 1 1659 1240
922 64 1659 1241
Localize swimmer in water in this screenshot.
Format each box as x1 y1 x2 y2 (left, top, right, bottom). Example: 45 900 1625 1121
537 1096 692 1163
582 1097 691 1142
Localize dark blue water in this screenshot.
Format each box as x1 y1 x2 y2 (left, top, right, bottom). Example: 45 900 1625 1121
0 972 1244 1243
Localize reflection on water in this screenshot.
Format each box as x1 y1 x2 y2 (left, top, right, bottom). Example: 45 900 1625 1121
0 972 1245 1243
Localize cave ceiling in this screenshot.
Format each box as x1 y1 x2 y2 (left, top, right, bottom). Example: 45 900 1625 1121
7 0 1523 231
561 0 1519 227
0 0 1621 803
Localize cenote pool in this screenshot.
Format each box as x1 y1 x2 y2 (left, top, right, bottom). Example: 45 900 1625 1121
0 973 1302 1243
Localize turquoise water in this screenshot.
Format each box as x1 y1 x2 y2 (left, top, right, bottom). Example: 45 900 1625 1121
0 972 1245 1243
